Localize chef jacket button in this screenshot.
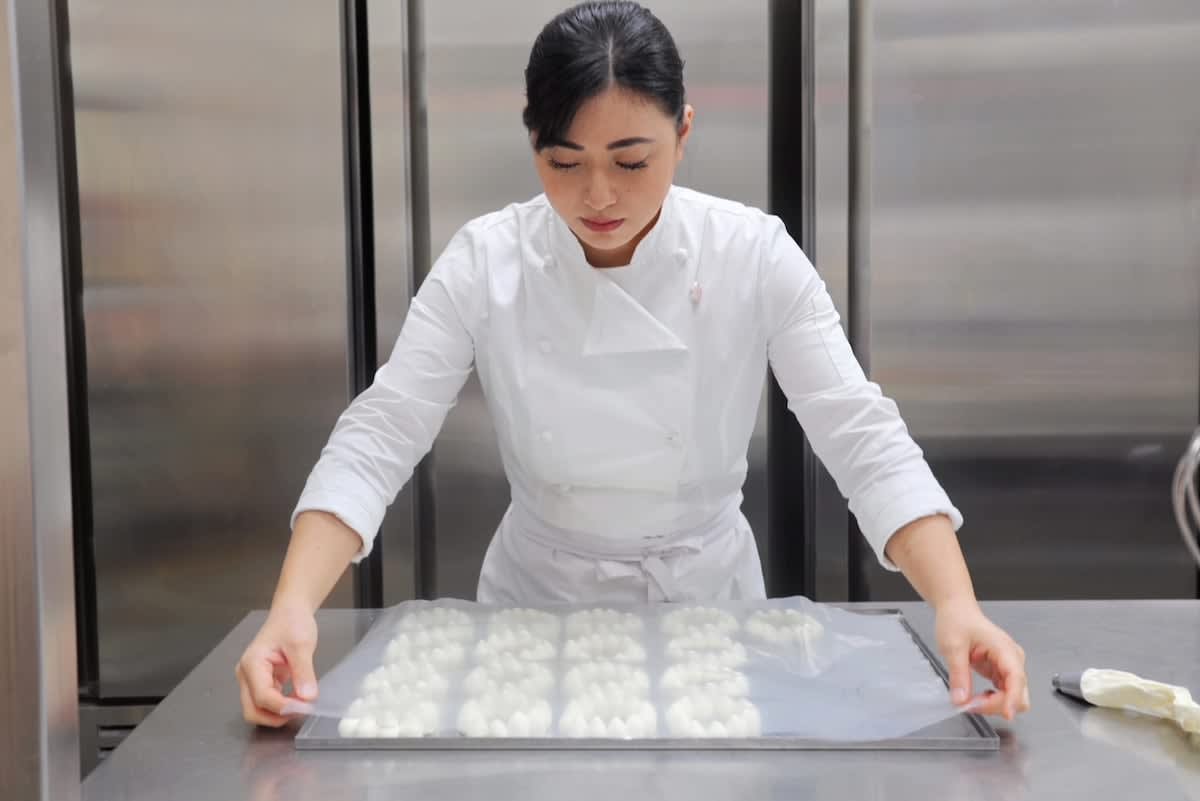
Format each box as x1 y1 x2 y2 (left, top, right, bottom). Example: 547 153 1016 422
666 430 681 445
539 338 552 354
540 430 553 444
557 483 572 494
675 247 688 264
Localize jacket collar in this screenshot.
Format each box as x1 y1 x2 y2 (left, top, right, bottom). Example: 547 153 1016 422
544 187 688 356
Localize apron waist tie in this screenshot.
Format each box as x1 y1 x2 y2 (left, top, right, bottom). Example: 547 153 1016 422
508 503 739 602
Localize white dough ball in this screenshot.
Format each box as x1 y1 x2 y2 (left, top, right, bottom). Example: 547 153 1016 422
360 666 390 693
666 632 748 668
565 608 644 637
356 716 379 738
745 608 824 646
660 607 739 637
564 632 646 663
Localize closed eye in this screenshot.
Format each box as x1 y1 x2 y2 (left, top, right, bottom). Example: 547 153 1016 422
548 158 579 171
617 160 648 171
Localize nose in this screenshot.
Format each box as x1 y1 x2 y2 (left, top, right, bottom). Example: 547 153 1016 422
583 169 616 213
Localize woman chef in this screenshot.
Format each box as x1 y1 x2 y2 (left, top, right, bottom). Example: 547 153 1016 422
238 1 1030 727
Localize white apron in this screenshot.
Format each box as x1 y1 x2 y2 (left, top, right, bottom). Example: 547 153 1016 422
477 501 766 605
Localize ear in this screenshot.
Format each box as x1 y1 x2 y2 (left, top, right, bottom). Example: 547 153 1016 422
676 104 695 162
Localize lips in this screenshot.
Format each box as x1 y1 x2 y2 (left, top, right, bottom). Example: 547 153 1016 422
581 217 624 233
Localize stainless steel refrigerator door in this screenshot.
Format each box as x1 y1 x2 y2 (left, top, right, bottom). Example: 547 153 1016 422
862 0 1200 599
70 0 355 697
422 1 771 599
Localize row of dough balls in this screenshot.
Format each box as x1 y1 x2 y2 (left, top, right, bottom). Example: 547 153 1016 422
560 662 654 738
666 692 762 738
458 686 554 738
659 610 758 739
342 608 471 738
460 661 656 739
391 605 824 646
384 633 468 671
559 692 657 739
745 608 824 646
660 663 749 698
395 606 475 632
564 631 646 663
464 653 555 697
459 685 660 740
338 702 441 738
666 631 748 669
660 606 740 637
340 653 450 737
485 607 644 638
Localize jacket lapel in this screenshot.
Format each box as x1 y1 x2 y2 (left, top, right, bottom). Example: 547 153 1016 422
582 277 688 356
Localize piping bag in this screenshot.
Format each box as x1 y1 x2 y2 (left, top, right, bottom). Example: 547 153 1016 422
1054 669 1200 736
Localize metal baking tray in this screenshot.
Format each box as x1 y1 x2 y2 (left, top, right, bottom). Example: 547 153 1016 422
295 608 999 751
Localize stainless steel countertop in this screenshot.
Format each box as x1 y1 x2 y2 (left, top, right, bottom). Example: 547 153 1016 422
82 601 1200 800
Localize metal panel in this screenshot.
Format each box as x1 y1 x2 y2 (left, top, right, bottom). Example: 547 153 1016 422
3 0 82 797
864 0 1200 599
766 0 816 600
423 2 770 598
368 0 419 605
69 0 354 697
811 0 853 601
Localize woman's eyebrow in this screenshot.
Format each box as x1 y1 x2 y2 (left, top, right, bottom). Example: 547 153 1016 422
606 136 655 149
548 136 656 151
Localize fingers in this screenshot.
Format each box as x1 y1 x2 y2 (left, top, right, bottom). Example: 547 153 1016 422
281 635 319 702
968 642 1029 720
236 662 290 727
996 648 1029 720
944 640 973 706
965 688 1008 717
238 651 291 717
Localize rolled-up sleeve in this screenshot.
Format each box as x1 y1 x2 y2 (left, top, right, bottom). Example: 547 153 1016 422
291 228 482 561
760 216 962 570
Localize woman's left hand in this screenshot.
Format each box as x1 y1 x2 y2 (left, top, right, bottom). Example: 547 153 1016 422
935 599 1030 720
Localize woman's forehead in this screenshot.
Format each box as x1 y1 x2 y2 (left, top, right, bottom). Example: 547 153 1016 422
562 88 675 147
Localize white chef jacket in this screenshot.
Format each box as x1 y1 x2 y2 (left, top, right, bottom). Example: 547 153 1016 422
292 185 963 603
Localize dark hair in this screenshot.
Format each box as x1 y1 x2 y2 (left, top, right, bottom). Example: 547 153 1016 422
523 1 686 151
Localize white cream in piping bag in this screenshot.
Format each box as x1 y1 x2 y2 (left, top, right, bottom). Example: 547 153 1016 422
1080 669 1200 735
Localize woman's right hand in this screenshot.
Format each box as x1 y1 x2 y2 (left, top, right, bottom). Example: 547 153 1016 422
236 602 319 727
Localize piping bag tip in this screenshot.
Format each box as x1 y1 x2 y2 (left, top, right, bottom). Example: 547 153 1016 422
1051 671 1089 704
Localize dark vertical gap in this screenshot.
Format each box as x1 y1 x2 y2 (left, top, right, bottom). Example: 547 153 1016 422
341 0 383 609
53 0 99 697
406 0 437 601
846 0 872 602
766 0 816 599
